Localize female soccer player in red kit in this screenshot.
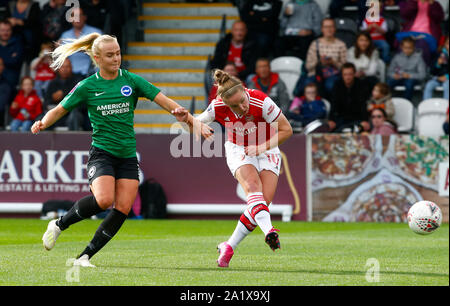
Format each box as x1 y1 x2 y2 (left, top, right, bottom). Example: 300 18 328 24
197 69 293 267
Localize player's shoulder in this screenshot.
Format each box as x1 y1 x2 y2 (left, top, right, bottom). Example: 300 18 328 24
68 76 90 94
246 88 268 104
212 97 227 109
246 88 268 109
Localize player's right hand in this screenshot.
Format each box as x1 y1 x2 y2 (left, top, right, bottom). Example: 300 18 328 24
31 120 45 134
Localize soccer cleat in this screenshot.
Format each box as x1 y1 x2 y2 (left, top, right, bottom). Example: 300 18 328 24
265 228 280 251
73 254 96 268
42 219 62 251
216 242 234 268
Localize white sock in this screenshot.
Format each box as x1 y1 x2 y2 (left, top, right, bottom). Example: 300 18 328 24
228 209 257 250
247 192 273 236
227 222 251 250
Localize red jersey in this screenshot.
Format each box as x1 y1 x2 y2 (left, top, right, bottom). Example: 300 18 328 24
227 42 246 73
361 17 387 41
10 90 43 121
34 62 56 81
198 88 282 146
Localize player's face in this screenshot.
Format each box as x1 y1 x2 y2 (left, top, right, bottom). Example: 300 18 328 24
97 41 121 74
225 90 249 116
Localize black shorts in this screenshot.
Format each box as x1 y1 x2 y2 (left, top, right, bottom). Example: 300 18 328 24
87 146 139 185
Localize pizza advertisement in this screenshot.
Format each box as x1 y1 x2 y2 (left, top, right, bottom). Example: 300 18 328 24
381 135 449 191
311 134 383 191
310 134 449 223
322 169 423 222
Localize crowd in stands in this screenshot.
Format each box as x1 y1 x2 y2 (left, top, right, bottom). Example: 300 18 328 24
0 0 448 136
0 0 132 131
210 0 449 135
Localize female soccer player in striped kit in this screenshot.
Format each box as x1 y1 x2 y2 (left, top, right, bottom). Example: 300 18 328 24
32 33 211 267
197 70 293 267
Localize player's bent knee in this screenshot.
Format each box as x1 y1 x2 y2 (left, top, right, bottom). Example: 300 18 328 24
95 195 114 210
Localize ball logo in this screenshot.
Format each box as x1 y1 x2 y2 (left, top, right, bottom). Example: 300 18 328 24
88 166 96 179
121 85 132 97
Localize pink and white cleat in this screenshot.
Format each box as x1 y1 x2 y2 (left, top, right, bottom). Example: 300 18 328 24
217 242 234 268
265 227 280 251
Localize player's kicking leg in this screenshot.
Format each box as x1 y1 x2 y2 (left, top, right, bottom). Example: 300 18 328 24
42 194 105 250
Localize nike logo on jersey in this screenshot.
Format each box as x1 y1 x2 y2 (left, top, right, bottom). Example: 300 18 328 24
95 92 106 96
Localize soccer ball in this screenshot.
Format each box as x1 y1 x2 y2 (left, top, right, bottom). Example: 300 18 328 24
407 201 442 235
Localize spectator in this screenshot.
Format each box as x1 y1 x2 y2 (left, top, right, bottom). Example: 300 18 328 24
423 35 449 100
288 82 327 126
44 58 85 130
240 0 282 58
41 0 71 43
275 0 323 60
346 31 380 89
81 0 109 31
0 19 24 88
5 0 42 62
208 62 244 103
30 41 56 100
246 57 291 114
387 37 426 100
398 0 445 65
59 6 103 76
367 82 395 122
9 76 42 132
328 63 371 132
369 108 397 135
304 18 347 98
210 20 259 81
0 57 12 129
360 2 390 62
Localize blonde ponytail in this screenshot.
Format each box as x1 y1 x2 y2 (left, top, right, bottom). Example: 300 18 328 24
213 69 244 101
50 33 118 70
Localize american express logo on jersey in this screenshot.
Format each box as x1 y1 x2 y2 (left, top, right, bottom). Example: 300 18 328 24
96 102 130 116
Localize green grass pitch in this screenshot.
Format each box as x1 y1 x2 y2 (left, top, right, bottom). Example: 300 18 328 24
0 219 448 286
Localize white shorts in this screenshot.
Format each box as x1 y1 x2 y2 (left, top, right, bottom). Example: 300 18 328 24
225 141 282 177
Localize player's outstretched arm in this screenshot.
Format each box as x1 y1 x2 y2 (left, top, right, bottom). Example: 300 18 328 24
245 113 293 156
31 104 68 134
153 92 213 140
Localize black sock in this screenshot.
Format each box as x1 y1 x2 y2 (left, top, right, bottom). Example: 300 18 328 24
56 195 104 231
78 208 128 259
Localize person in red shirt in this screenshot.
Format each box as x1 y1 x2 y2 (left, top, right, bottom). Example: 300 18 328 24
9 76 42 132
197 69 293 268
31 42 56 99
210 20 259 81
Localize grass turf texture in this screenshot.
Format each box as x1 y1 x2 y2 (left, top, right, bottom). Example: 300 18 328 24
0 219 448 286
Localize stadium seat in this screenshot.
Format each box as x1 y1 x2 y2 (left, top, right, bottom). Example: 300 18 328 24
270 56 303 100
416 98 449 137
391 97 415 132
334 17 358 48
322 98 331 118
